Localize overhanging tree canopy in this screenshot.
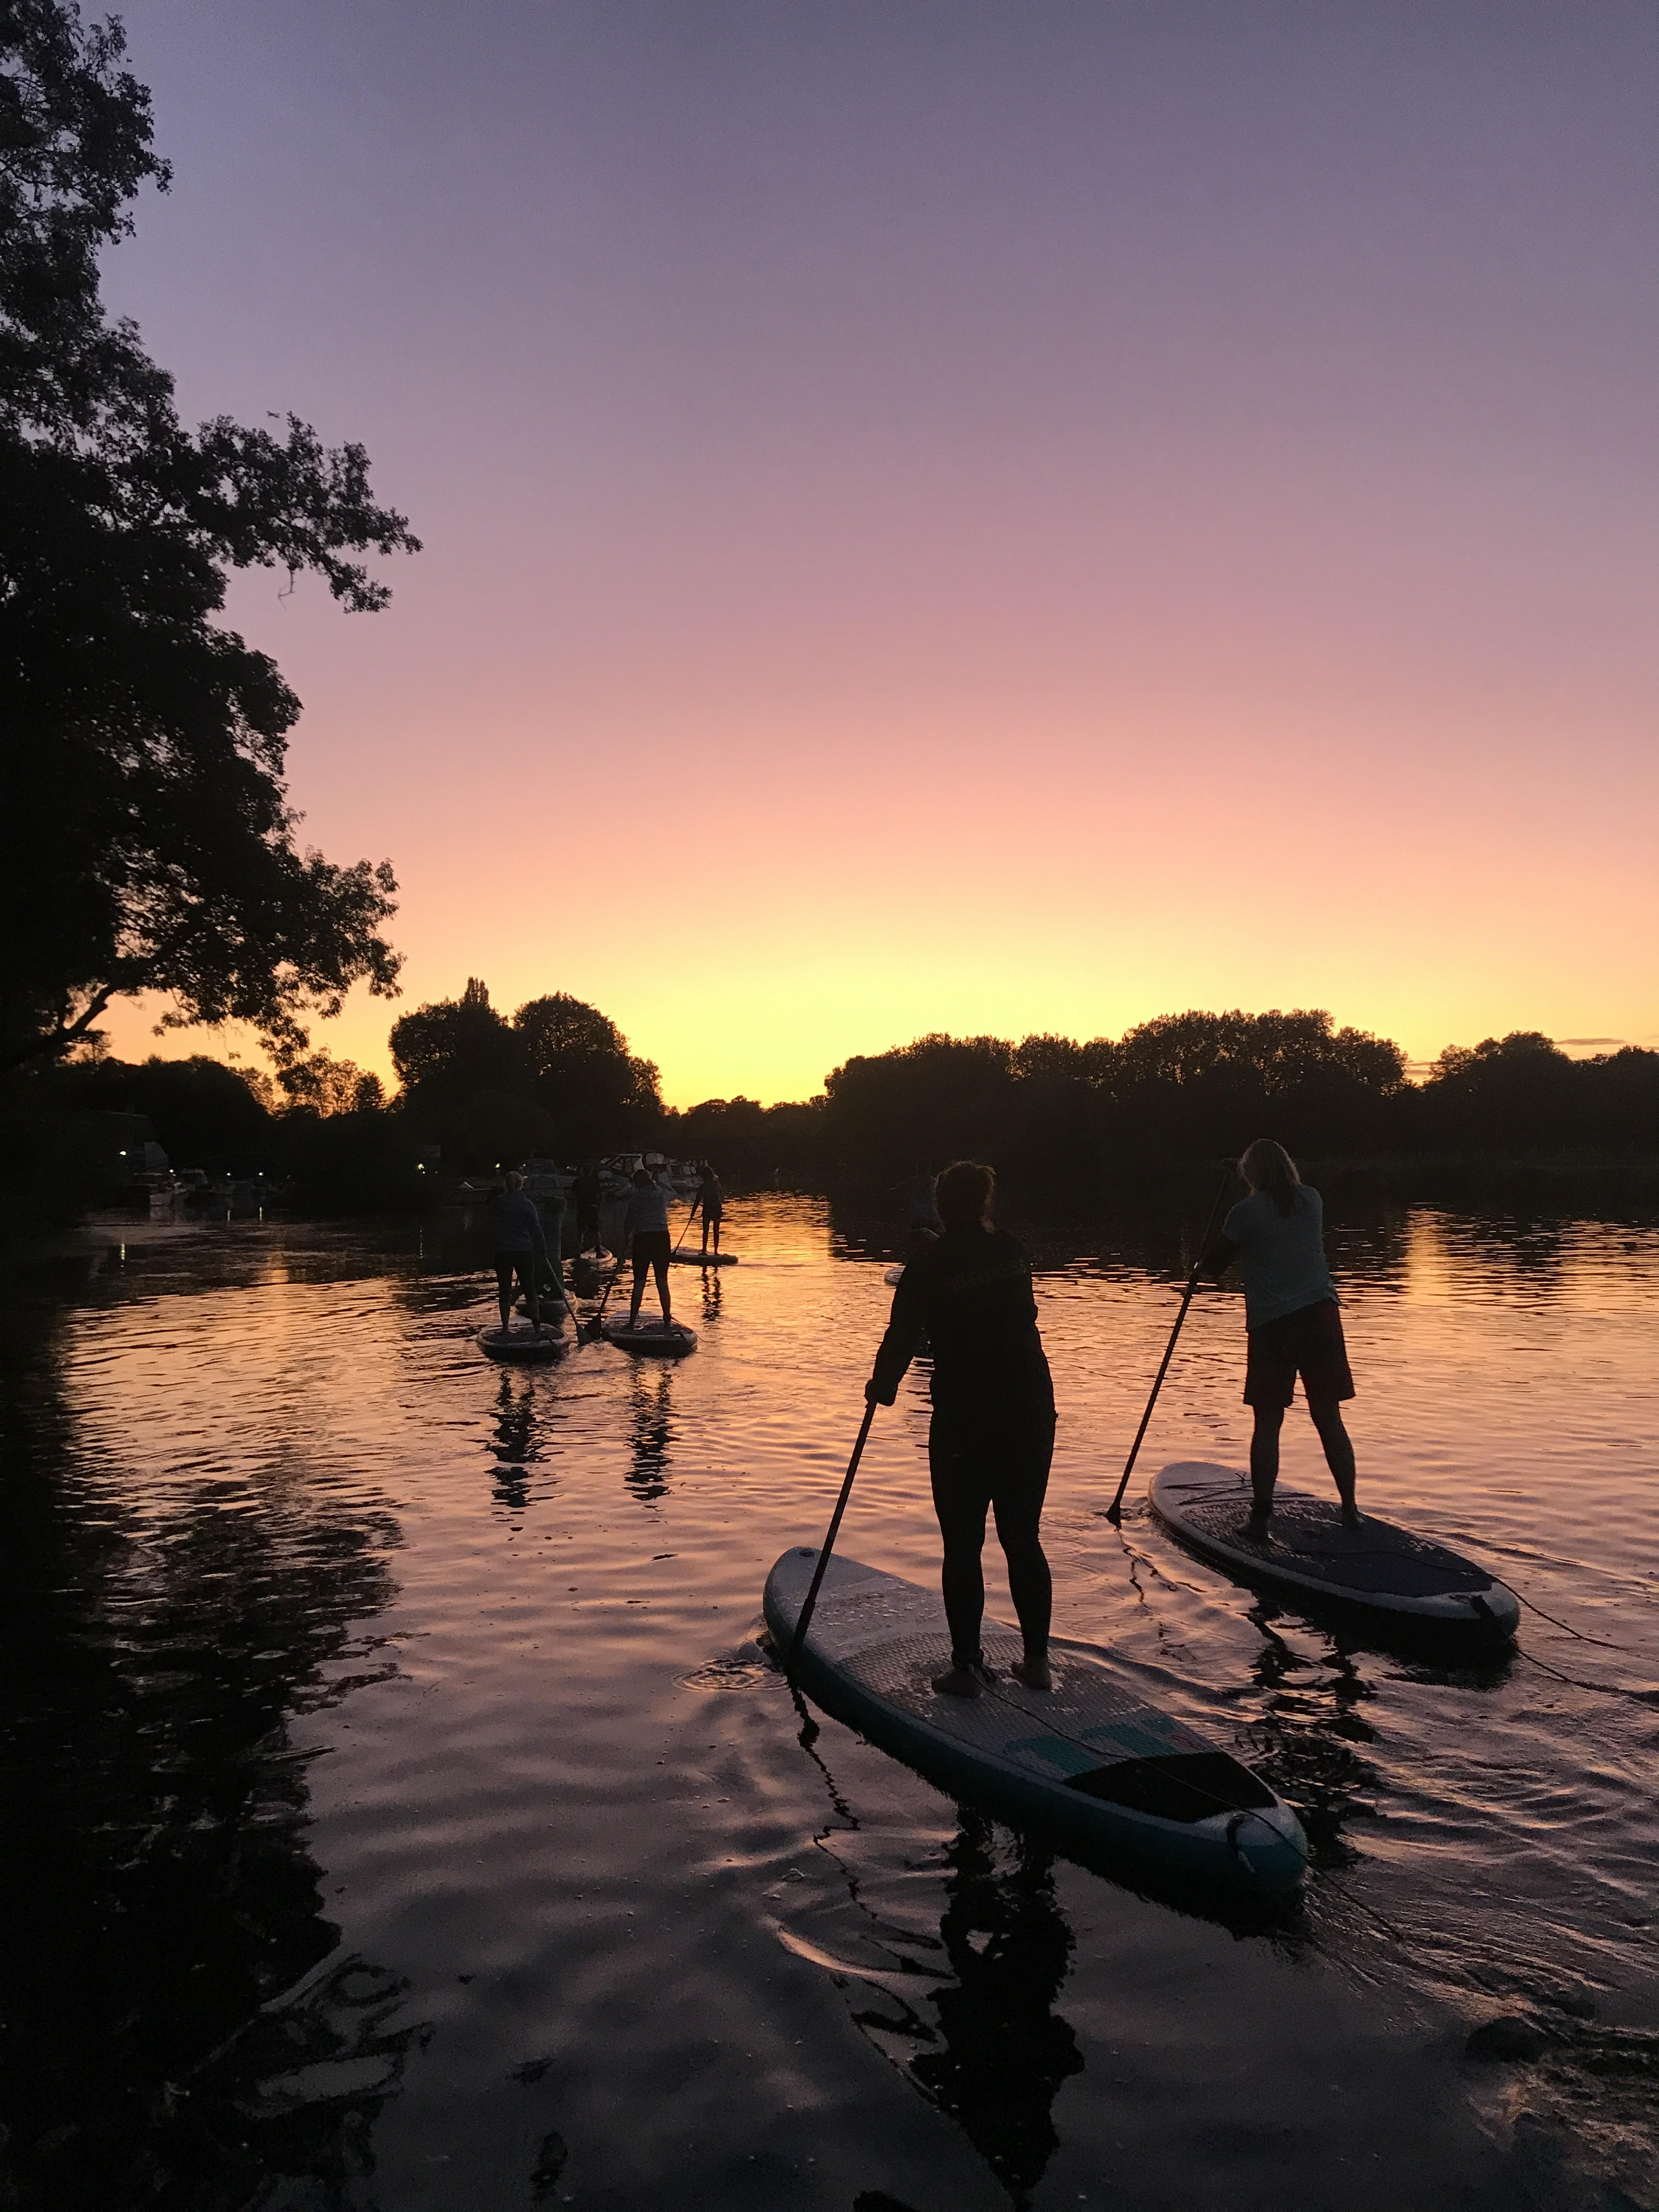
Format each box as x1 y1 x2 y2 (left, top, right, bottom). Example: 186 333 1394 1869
0 0 419 1069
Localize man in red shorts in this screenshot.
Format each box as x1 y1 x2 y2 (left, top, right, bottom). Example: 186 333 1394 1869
1201 1138 1360 1531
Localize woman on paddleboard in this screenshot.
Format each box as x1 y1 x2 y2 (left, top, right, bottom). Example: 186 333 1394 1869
1202 1139 1360 1530
622 1167 675 1332
866 1160 1056 1699
491 1170 549 1336
695 1162 724 1256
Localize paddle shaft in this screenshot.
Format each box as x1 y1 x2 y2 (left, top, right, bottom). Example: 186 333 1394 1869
783 1398 878 1678
1105 1163 1235 1523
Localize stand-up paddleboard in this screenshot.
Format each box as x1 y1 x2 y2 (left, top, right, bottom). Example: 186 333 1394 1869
764 1550 1307 1893
883 1266 905 1286
1149 1463 1520 1640
478 1323 563 1362
670 1249 738 1266
599 1316 697 1357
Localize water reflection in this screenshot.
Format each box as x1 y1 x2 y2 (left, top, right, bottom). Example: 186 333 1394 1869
789 1701 1081 2205
627 1363 675 1503
0 1311 410 2211
906 1818 1083 2202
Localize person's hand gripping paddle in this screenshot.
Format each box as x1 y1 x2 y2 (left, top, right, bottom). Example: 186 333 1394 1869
1104 1162 1235 1527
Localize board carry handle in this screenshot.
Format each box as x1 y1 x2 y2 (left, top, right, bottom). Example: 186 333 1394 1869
1104 1161 1235 1526
783 1399 878 1680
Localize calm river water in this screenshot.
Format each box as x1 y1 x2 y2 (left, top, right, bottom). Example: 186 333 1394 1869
2 1194 1656 2212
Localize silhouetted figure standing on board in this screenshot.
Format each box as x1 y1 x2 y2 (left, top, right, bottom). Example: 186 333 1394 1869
694 1163 724 1255
492 1170 549 1334
867 1160 1056 1699
1201 1138 1359 1530
623 1167 674 1331
574 1161 603 1255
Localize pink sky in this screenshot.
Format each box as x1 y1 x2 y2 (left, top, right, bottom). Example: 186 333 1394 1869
99 2 1657 1105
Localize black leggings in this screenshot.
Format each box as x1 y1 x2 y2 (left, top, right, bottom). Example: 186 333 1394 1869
929 1410 1055 1667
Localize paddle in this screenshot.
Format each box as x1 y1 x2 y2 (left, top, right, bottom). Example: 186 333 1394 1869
783 1398 878 1680
1104 1161 1236 1527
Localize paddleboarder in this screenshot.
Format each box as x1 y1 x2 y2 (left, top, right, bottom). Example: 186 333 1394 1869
1200 1138 1360 1531
866 1160 1056 1699
694 1162 724 1255
492 1170 549 1336
574 1160 603 1255
623 1166 675 1332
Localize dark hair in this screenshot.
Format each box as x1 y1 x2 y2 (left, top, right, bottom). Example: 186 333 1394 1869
935 1159 995 1228
633 1167 651 1186
1239 1138 1301 1216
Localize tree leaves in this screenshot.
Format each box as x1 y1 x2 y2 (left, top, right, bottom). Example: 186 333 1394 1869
0 2 417 1070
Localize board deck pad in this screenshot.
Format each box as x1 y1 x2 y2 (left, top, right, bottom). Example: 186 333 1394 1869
478 1324 563 1362
599 1317 697 1356
764 1549 1305 1891
1150 1462 1519 1633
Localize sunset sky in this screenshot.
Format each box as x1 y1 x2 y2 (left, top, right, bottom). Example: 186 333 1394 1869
100 1 1656 1107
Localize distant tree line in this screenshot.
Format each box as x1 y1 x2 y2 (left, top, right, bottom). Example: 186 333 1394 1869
809 1017 1659 1195
9 1005 1654 1229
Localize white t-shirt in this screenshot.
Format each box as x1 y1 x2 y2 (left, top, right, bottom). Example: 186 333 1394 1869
1222 1186 1338 1330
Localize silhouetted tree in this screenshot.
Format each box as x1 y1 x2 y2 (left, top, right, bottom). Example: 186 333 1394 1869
61 1051 273 1169
275 1049 383 1115
824 1035 1018 1182
512 991 661 1153
388 979 526 1115
1420 1031 1582 1150
0 1 417 1071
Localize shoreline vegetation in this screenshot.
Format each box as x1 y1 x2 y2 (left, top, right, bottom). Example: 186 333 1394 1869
7 985 1657 1237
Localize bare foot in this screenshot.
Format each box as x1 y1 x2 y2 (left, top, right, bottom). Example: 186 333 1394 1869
1011 1654 1051 1691
1341 1504 1362 1528
930 1663 987 1699
1244 1506 1273 1541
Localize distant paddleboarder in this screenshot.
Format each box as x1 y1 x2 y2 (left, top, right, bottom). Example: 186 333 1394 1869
694 1162 724 1255
866 1161 1056 1700
492 1170 550 1335
574 1160 603 1255
623 1166 675 1331
1200 1139 1359 1531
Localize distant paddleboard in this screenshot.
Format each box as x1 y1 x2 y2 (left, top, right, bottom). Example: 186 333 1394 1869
764 1549 1306 1893
1149 1462 1520 1639
599 1316 697 1357
478 1323 563 1363
670 1249 738 1266
883 1266 905 1286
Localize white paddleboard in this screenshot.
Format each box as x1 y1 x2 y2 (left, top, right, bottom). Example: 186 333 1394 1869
1149 1462 1520 1638
764 1550 1306 1893
599 1316 697 1356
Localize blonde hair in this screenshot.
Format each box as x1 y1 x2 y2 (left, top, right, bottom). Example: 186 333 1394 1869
505 1170 525 1190
935 1159 995 1227
1238 1139 1301 1217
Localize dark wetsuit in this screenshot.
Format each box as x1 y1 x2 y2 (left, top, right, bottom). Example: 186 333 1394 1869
870 1224 1056 1668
